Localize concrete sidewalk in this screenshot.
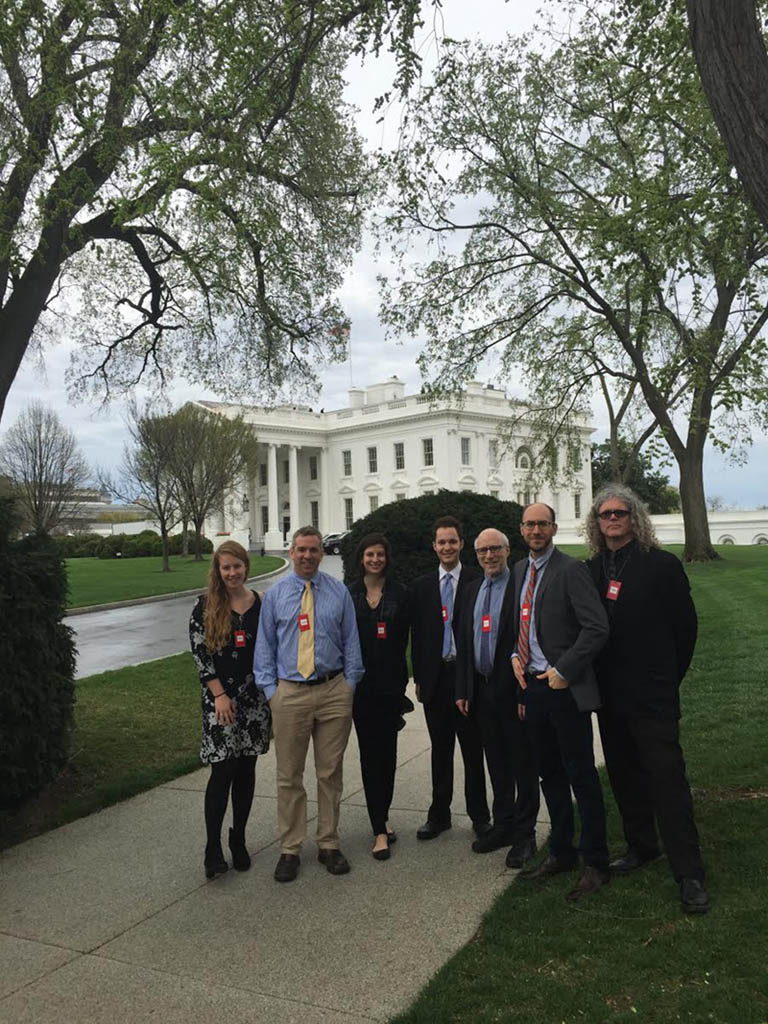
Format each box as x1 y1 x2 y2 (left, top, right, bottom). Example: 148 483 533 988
0 691 590 1024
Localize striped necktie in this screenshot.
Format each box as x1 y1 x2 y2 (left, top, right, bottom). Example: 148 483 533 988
517 563 537 670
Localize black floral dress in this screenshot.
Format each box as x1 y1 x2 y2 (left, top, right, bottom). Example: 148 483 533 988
189 592 271 764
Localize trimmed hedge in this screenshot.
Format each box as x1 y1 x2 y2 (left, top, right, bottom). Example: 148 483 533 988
341 490 526 586
0 499 76 814
55 530 213 559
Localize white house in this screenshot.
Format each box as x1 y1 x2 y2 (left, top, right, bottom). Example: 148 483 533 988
198 377 594 551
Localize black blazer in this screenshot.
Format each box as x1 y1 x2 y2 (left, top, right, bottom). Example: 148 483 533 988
411 564 480 704
511 547 609 712
586 544 697 717
455 571 519 705
347 578 411 697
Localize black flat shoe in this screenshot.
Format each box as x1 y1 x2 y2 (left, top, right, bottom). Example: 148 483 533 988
204 844 229 879
372 845 391 861
386 829 397 844
228 828 251 872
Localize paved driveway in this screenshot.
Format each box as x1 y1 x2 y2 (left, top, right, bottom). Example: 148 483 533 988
68 556 344 678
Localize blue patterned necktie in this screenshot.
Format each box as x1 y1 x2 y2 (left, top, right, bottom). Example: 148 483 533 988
441 572 454 658
478 579 494 676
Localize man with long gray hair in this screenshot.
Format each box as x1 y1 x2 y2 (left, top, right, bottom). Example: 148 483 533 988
585 485 708 914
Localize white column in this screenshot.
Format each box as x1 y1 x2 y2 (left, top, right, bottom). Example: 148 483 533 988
289 444 300 535
264 442 283 551
319 446 329 533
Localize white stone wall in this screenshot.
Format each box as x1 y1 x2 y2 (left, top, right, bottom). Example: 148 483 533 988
198 381 594 549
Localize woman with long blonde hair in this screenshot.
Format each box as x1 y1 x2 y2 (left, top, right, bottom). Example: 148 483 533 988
189 540 270 878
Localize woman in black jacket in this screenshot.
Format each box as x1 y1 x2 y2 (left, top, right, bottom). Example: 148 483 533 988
347 532 410 860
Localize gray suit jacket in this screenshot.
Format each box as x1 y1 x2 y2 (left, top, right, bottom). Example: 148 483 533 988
513 547 609 712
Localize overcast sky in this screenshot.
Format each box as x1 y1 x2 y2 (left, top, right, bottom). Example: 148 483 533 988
3 0 766 507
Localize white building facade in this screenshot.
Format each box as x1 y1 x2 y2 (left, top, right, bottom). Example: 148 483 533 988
198 378 594 551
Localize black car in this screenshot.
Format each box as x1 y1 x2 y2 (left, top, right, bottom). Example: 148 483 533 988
322 531 349 555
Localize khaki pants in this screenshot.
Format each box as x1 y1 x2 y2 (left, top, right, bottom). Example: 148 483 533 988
271 674 354 854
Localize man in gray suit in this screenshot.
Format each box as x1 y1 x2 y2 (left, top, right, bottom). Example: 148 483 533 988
513 503 611 900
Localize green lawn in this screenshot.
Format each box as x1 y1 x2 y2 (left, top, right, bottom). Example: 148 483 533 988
0 654 201 851
393 544 768 1024
66 554 285 608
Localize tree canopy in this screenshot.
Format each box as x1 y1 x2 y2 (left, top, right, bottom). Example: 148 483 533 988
591 439 679 515
0 0 427 419
380 0 768 560
169 402 258 559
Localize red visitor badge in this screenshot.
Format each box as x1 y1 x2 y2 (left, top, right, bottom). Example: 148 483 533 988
481 614 492 633
298 613 311 632
521 603 531 621
234 629 246 648
442 605 448 622
376 621 387 639
606 580 622 601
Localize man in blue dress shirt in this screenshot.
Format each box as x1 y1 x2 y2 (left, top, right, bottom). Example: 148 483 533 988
255 526 364 883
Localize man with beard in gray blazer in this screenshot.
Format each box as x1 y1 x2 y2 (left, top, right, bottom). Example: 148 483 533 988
512 503 611 900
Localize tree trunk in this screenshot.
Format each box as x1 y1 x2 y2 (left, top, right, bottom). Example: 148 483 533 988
676 447 719 561
181 520 189 556
688 0 768 235
161 527 171 572
193 522 203 561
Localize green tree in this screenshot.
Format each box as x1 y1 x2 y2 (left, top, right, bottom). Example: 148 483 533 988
102 404 181 571
168 403 259 560
340 489 526 586
591 440 679 514
0 0 428 420
0 401 90 534
381 1 768 561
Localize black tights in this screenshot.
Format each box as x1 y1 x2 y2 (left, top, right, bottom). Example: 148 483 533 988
204 755 257 851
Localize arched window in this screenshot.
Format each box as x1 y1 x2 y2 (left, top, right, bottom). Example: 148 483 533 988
516 446 533 470
718 535 735 545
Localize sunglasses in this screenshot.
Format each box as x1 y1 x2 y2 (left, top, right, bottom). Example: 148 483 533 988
598 509 630 520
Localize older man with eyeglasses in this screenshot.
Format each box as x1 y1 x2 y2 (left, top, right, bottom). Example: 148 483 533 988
585 486 708 915
455 527 540 867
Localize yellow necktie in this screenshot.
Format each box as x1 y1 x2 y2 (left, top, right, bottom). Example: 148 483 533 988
297 580 315 679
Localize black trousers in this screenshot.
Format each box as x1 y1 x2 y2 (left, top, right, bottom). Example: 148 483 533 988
474 676 540 840
423 661 489 827
525 680 608 869
353 689 401 835
598 702 704 882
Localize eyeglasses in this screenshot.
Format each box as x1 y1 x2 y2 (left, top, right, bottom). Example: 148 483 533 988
521 520 553 530
476 544 505 556
598 509 630 520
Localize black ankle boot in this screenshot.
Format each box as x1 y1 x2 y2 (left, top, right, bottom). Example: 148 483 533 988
228 827 251 871
204 841 229 879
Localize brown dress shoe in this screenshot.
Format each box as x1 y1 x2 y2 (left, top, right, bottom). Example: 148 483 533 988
566 865 610 901
520 853 577 880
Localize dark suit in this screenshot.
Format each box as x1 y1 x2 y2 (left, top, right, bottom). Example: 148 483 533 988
411 565 489 827
587 542 704 881
456 571 539 840
513 547 610 868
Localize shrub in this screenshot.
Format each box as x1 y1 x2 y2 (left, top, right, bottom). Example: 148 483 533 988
54 533 104 558
341 490 526 586
0 499 76 814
